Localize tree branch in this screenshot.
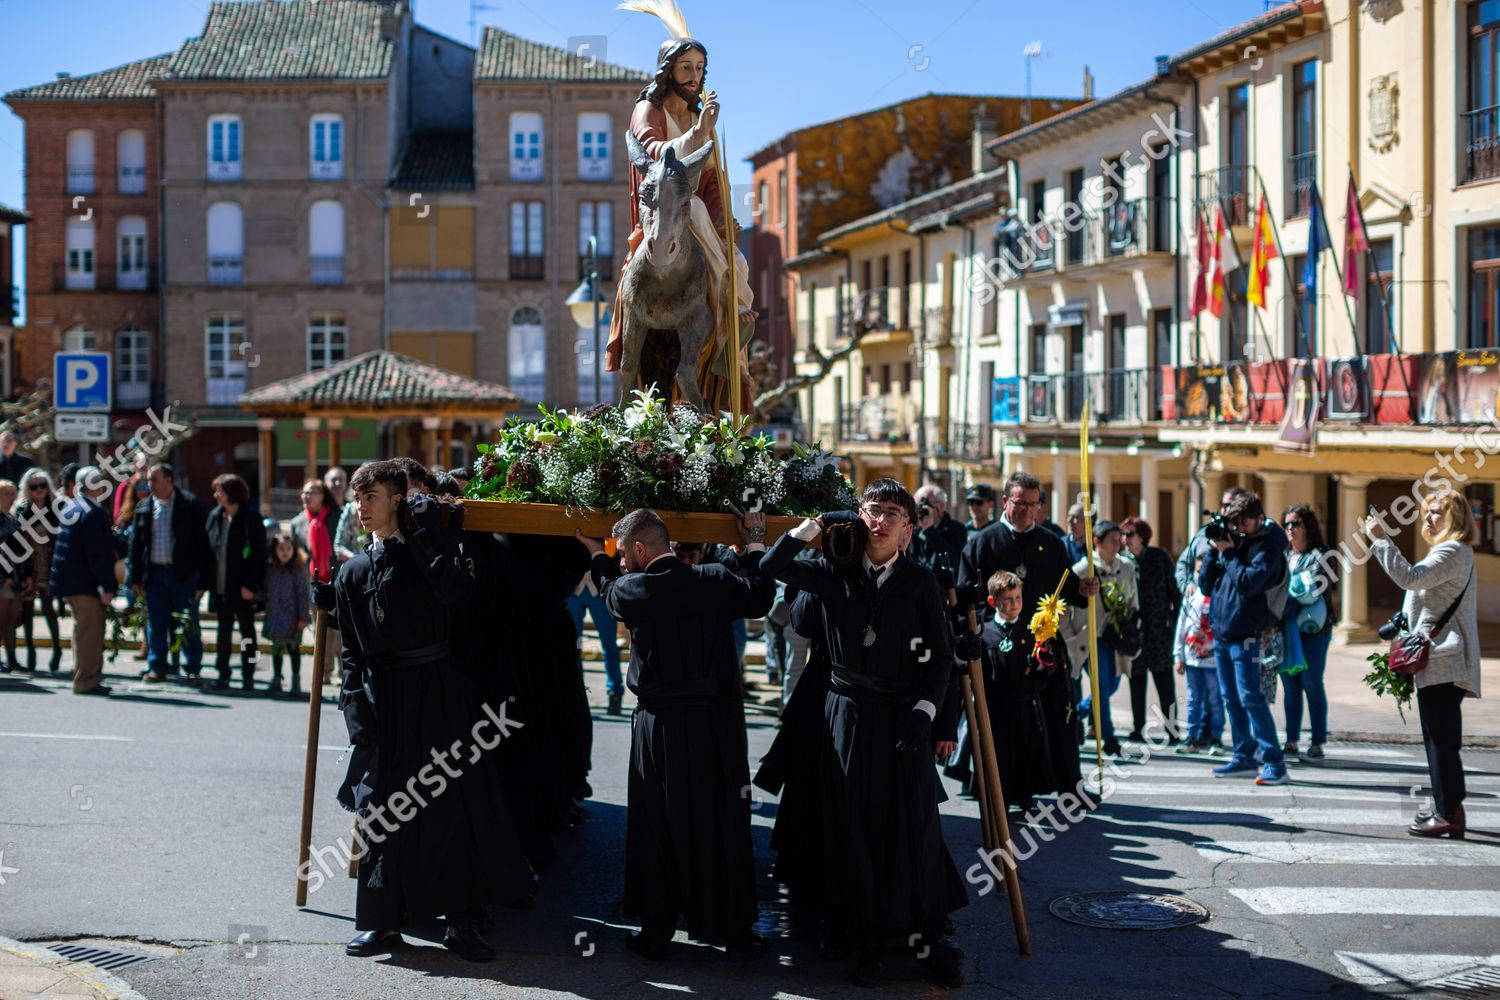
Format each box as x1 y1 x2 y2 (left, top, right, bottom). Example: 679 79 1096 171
753 323 875 421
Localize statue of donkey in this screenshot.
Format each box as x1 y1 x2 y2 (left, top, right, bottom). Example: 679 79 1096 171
618 130 718 412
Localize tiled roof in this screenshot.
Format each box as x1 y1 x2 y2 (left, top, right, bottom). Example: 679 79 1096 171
392 130 474 190
475 26 650 82
240 351 519 413
168 1 400 81
4 53 172 102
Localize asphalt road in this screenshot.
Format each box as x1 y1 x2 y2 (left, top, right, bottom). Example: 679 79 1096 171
3 653 1499 999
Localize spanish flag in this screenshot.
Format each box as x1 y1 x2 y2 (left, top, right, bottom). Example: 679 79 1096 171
1246 194 1279 308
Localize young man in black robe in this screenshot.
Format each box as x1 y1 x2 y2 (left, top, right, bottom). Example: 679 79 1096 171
578 508 775 959
960 470 1096 792
335 460 534 961
760 477 967 989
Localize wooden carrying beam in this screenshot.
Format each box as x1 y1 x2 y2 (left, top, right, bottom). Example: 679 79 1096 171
457 499 801 546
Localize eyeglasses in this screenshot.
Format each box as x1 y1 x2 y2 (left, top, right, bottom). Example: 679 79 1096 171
28 484 47 492
1007 499 1045 510
859 505 908 523
1284 520 1302 529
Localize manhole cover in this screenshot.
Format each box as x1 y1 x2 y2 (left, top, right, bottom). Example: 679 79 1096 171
1426 966 1500 997
50 944 157 972
1049 891 1209 930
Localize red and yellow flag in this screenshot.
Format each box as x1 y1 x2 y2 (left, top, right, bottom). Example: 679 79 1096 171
1246 194 1279 308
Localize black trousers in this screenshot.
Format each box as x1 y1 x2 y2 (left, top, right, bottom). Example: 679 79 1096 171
215 605 257 681
1416 681 1467 819
1130 667 1178 736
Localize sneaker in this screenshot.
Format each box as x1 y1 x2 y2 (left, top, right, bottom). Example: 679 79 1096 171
1255 766 1290 786
1283 742 1300 758
1175 740 1202 754
1207 742 1226 756
1303 743 1325 761
1212 758 1257 778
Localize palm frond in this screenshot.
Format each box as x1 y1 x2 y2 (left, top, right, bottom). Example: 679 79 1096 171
616 0 691 40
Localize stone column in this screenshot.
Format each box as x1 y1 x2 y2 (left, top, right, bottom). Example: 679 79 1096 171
439 419 454 470
302 416 320 485
422 416 442 468
1051 453 1068 524
1335 475 1379 644
256 418 276 507
1092 454 1113 520
1139 453 1160 524
325 417 344 470
1259 472 1289 523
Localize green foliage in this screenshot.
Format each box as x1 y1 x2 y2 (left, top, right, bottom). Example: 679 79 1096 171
1363 649 1415 723
466 388 857 516
105 596 147 664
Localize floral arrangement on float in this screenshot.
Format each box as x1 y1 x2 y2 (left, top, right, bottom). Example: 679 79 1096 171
459 388 856 542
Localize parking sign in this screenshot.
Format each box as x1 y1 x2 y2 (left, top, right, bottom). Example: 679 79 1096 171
54 352 111 411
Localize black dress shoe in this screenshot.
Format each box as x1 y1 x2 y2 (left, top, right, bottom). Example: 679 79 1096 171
918 940 964 989
76 685 111 697
625 928 671 961
852 945 885 987
606 691 623 715
1408 805 1466 840
345 929 403 957
724 931 766 960
442 924 495 962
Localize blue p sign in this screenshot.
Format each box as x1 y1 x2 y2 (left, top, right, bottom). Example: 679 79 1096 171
54 352 111 411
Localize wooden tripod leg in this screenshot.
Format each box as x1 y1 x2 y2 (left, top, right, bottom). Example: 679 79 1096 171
295 608 330 906
965 609 1034 957
959 675 998 853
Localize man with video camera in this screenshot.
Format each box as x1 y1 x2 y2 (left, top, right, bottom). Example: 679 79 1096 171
909 484 968 579
1196 489 1291 786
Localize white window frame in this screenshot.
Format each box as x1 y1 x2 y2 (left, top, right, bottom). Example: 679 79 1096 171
65 220 95 290
510 112 544 182
118 217 148 290
207 114 243 181
115 326 150 407
309 114 343 180
62 325 97 352
308 200 345 283
205 313 247 405
66 129 95 195
577 112 612 181
116 128 146 195
508 305 546 401
307 312 347 371
206 202 244 285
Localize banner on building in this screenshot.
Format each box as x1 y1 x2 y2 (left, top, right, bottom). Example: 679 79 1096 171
1275 359 1319 456
1416 350 1500 425
992 377 1022 425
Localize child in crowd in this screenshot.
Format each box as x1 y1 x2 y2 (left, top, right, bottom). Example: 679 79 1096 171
1174 555 1224 753
264 533 311 697
980 569 1061 814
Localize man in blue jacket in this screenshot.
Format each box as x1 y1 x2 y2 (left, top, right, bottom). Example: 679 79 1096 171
1198 490 1290 785
52 468 118 696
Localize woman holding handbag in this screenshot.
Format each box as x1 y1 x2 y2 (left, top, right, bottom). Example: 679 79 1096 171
1281 505 1337 761
9 470 61 672
1367 489 1479 839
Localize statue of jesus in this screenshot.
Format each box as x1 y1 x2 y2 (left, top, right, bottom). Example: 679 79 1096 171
608 2 756 414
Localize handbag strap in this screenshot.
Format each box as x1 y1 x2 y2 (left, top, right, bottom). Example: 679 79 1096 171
1428 565 1473 637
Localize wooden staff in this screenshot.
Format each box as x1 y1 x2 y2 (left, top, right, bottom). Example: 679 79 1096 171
947 587 1031 955
710 126 743 424
295 608 330 906
1080 409 1106 781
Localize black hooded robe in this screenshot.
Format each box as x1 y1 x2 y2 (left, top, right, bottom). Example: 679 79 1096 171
760 535 967 938
592 549 775 942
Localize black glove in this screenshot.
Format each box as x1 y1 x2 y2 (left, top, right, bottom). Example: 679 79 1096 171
933 562 956 593
953 631 985 664
895 708 932 754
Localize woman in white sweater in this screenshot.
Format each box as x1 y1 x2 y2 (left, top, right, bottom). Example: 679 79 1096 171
1367 489 1481 839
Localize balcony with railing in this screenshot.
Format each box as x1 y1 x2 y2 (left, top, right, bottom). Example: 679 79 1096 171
117 166 146 195
1287 151 1316 217
310 255 344 284
66 167 94 195
837 398 913 445
1024 368 1155 424
54 261 158 293
1198 163 1254 227
577 253 615 282
206 376 246 406
1464 105 1500 184
208 257 243 286
1085 197 1175 265
994 219 1056 279
116 380 150 409
940 420 994 461
510 255 545 281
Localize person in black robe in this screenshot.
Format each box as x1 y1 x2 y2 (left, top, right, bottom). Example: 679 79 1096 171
977 570 1064 812
334 460 534 961
760 478 967 990
959 470 1095 794
579 508 775 959
753 586 831 907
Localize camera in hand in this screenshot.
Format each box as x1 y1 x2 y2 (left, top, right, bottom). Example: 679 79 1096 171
1377 610 1409 642
1202 512 1241 544
917 501 934 524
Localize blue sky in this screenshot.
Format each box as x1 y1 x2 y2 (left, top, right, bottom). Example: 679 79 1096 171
0 0 1271 300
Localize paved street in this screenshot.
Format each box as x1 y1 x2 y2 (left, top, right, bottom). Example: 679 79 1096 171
3 644 1498 999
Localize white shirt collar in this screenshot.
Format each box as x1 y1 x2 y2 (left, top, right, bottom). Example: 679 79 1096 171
999 513 1032 534
370 530 404 552
646 551 676 570
861 550 899 583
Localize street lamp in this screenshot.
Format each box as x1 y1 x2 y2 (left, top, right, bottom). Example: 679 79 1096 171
566 234 605 405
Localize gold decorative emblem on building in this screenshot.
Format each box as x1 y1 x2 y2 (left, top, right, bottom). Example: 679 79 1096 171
1369 73 1399 153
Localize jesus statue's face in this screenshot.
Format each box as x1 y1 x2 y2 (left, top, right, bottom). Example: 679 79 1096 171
669 50 704 101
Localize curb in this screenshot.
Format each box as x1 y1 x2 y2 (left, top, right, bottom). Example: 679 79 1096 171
1330 730 1500 749
0 936 151 1000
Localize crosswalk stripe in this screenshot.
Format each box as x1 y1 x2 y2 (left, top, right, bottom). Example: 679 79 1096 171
1334 952 1500 987
1115 805 1500 826
1196 840 1500 866
1086 781 1432 803
1082 760 1499 782
1230 887 1500 917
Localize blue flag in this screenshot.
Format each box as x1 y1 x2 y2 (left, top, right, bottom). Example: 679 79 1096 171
1303 185 1330 296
